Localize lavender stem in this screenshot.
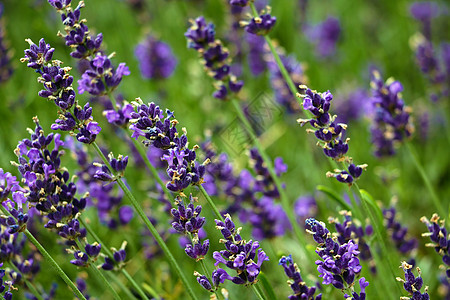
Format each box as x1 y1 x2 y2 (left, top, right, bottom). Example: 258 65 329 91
91 142 199 300
0 206 86 300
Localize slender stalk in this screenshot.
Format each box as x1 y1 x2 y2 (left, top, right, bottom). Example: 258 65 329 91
198 260 224 300
251 284 265 300
78 218 149 300
7 261 45 300
351 183 403 295
406 142 447 218
198 185 224 222
91 142 199 300
130 137 173 201
249 3 298 99
105 271 138 300
0 206 86 300
74 239 122 300
229 98 313 264
142 283 160 299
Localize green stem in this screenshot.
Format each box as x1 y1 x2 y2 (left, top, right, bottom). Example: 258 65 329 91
105 271 137 300
406 142 447 218
7 262 45 300
130 137 173 201
249 3 298 99
0 206 86 300
23 230 86 300
198 185 224 222
198 260 224 300
78 218 150 300
74 239 122 300
142 283 160 299
351 183 403 295
230 98 314 264
91 142 199 300
251 284 265 300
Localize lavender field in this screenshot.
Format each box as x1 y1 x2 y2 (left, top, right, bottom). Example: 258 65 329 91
0 0 449 299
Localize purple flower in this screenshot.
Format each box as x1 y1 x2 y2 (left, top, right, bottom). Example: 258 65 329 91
185 17 243 100
244 14 277 36
135 35 177 79
421 214 449 278
398 261 430 299
246 33 266 76
306 218 363 289
229 0 249 6
184 17 215 50
48 0 103 59
212 214 269 286
78 53 130 96
305 17 341 58
267 53 306 113
279 255 322 299
369 71 414 157
21 38 55 69
384 207 418 254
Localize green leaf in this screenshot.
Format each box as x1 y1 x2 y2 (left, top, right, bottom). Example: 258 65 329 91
316 185 352 211
258 272 277 300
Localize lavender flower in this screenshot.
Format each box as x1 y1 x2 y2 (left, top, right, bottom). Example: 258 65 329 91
329 211 373 266
0 4 13 82
171 194 209 261
101 241 127 271
78 53 130 96
229 0 249 6
410 2 440 40
246 33 266 76
384 207 418 255
13 118 88 243
129 99 207 192
211 214 269 287
306 218 362 289
185 16 243 100
22 39 102 145
344 277 369 300
397 261 430 300
93 153 129 182
421 214 449 278
266 51 306 113
305 17 341 58
135 35 177 79
48 0 103 59
369 71 414 157
279 255 322 299
242 13 277 36
333 89 371 124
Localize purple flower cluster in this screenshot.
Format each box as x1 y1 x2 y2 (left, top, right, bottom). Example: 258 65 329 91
304 17 341 58
101 241 128 271
333 89 371 124
135 35 177 80
246 33 266 76
129 100 207 192
397 261 430 300
409 2 449 102
329 212 374 271
279 255 322 300
14 119 89 246
242 13 277 36
210 215 269 286
306 218 363 290
21 39 102 145
384 207 418 255
421 214 449 278
78 53 130 96
370 71 414 157
171 194 209 261
185 17 243 100
0 3 13 83
298 87 367 184
48 0 102 59
93 153 129 182
267 52 306 113
202 144 291 240
0 263 13 300
103 102 134 127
